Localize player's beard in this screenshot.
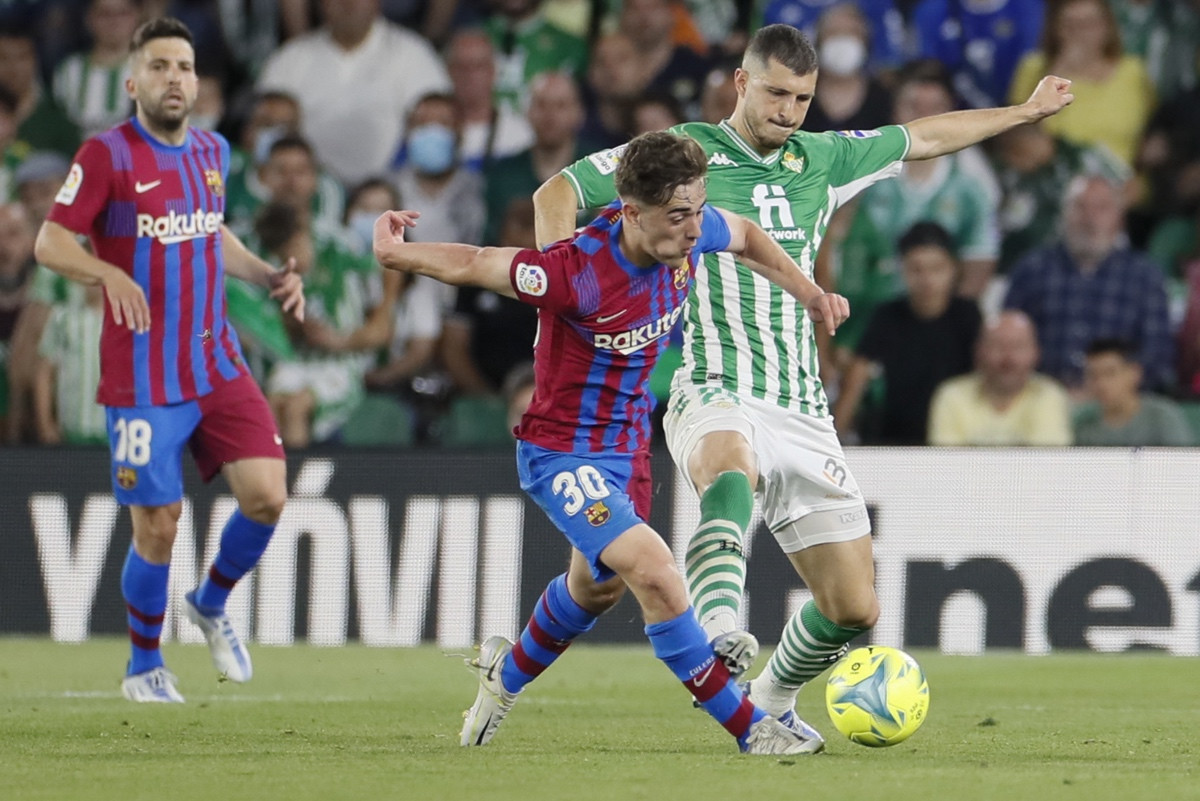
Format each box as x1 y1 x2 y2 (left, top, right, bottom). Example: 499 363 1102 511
751 115 798 150
744 108 801 151
142 91 194 133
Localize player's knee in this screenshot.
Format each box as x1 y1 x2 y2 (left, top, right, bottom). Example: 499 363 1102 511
626 560 686 611
241 487 287 524
575 577 626 613
132 505 182 558
823 596 879 630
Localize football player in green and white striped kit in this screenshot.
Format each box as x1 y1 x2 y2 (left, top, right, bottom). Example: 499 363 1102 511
535 24 1074 733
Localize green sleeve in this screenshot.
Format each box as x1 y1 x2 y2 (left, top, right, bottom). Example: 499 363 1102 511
560 144 627 210
824 125 911 202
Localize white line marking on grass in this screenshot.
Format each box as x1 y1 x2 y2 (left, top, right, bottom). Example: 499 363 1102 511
22 691 357 702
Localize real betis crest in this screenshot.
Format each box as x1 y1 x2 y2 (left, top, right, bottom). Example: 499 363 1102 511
782 152 805 174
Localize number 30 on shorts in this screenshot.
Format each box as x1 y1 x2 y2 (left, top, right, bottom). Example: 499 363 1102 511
552 466 611 516
113 417 153 466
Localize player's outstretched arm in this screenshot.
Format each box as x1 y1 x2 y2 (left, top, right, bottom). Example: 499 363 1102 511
533 174 581 250
718 208 850 335
372 210 521 299
34 220 151 333
904 75 1075 161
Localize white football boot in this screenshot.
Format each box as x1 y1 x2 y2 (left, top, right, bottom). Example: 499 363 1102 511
184 591 252 683
460 636 521 746
121 666 185 703
741 715 825 755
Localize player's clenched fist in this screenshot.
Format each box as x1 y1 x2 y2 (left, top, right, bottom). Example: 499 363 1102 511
805 291 850 336
1023 75 1074 120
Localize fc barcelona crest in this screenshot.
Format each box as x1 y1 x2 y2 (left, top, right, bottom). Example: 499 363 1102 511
673 264 689 289
204 169 224 196
585 501 611 526
116 466 138 490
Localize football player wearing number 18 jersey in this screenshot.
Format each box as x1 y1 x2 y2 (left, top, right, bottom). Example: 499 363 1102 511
35 18 306 703
372 130 849 754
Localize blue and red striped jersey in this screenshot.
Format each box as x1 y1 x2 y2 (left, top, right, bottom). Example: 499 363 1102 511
47 117 248 407
509 203 731 455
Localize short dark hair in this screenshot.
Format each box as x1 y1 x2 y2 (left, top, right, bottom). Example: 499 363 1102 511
898 221 957 258
267 133 316 163
744 24 818 76
346 177 399 218
129 17 193 54
627 91 685 131
255 202 302 255
894 58 957 102
614 131 708 207
1086 337 1138 362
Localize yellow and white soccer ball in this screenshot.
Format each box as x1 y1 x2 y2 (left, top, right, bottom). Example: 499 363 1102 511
825 646 929 747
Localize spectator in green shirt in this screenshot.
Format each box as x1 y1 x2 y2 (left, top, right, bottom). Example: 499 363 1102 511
485 0 588 114
1075 337 1194 446
34 282 106 445
483 71 590 244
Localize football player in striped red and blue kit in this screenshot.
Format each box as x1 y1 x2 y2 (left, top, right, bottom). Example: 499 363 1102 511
35 18 305 703
373 131 849 754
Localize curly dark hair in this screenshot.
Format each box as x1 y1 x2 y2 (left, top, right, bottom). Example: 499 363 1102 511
614 131 708 207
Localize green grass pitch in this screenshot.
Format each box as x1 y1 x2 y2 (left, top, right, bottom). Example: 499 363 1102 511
2 639 1197 801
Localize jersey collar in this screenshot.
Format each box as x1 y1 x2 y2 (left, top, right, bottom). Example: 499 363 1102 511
131 115 192 153
719 119 784 166
607 217 664 277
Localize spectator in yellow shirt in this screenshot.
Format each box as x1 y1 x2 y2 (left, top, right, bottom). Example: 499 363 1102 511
1008 0 1155 166
928 310 1073 445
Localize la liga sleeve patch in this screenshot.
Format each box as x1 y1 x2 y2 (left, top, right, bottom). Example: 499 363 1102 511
55 163 83 205
515 262 549 297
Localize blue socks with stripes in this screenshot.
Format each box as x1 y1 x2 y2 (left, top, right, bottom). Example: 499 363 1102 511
193 510 275 614
122 545 168 676
500 573 597 695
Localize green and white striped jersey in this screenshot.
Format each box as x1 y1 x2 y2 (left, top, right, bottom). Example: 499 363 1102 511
53 54 132 138
37 285 106 443
561 121 910 416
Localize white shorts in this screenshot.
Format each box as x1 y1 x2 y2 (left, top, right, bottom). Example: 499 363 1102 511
664 384 871 553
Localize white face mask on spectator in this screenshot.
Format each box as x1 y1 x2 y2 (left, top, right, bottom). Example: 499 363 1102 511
254 125 287 165
347 210 376 249
819 35 867 77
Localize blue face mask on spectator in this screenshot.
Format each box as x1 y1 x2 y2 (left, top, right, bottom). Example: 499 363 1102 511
407 124 457 175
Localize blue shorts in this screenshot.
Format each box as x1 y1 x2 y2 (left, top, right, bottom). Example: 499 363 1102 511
107 376 283 506
516 440 651 582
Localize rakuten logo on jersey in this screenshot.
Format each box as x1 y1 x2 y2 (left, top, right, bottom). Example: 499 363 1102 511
593 306 684 355
136 210 224 244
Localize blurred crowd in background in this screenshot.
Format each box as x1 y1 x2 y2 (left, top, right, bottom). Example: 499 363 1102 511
2 0 1200 451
